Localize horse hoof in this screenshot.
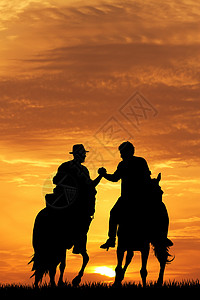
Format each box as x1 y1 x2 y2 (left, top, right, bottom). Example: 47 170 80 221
112 281 122 288
50 282 56 288
58 280 65 287
115 266 124 282
155 280 163 287
72 275 81 287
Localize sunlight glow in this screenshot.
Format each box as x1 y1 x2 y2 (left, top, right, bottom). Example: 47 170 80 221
94 266 115 278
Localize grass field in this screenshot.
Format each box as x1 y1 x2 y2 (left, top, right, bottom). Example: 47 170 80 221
0 280 199 297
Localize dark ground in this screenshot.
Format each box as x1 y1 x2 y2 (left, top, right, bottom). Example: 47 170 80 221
0 281 199 298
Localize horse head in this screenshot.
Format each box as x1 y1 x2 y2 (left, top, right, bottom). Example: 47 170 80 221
157 173 161 182
150 172 163 202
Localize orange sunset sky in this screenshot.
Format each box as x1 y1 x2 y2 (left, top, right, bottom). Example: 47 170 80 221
0 0 200 284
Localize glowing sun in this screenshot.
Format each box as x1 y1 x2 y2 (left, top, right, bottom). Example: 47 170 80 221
94 266 115 277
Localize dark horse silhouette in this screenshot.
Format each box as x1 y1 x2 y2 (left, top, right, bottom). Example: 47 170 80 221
114 173 174 287
29 143 102 287
29 207 91 287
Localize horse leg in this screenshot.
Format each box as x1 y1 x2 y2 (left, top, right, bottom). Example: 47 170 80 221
49 266 56 287
58 250 66 286
156 246 167 287
114 247 125 286
154 243 169 286
72 251 89 287
34 275 39 288
34 270 42 288
140 244 150 288
123 250 134 275
157 260 166 286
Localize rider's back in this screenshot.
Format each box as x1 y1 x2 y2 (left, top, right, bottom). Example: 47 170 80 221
118 156 151 202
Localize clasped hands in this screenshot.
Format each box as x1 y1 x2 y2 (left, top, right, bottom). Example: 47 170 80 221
98 167 107 177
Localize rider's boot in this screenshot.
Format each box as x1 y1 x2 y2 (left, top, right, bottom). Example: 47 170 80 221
100 238 116 250
166 238 173 246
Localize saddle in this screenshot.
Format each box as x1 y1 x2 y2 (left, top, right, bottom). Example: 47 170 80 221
45 184 77 209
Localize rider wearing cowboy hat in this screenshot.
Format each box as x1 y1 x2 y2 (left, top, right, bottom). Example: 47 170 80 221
53 144 103 254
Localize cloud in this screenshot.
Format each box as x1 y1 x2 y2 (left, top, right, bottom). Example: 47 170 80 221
22 43 200 86
99 181 120 190
172 217 200 224
1 157 58 167
170 226 200 239
0 77 199 164
1 0 200 75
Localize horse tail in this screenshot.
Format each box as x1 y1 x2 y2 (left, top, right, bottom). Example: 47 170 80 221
153 240 174 264
151 201 174 264
29 208 49 281
28 253 48 281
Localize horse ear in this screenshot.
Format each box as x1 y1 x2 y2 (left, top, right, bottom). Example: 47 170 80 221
157 173 161 182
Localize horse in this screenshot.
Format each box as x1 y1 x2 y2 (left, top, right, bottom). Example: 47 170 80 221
114 173 174 287
29 207 91 287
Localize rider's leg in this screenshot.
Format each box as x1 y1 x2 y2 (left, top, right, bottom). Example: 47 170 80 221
108 203 119 239
100 198 122 249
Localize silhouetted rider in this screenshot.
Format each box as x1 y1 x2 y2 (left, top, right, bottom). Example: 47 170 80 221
53 144 102 254
99 141 151 250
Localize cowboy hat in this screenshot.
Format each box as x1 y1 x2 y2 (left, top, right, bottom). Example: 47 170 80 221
69 144 89 154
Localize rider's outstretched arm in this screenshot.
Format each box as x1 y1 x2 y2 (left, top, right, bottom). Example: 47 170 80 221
93 175 103 187
103 172 120 182
98 166 121 182
92 168 120 187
